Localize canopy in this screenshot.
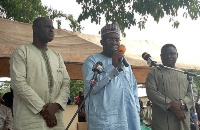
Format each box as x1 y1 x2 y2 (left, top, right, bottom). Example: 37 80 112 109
0 18 199 84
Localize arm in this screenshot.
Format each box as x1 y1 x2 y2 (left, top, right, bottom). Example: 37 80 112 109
182 82 197 111
129 65 140 114
10 47 45 114
133 80 140 114
54 54 70 110
82 55 119 94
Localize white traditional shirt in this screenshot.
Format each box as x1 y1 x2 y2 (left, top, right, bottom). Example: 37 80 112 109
10 43 70 130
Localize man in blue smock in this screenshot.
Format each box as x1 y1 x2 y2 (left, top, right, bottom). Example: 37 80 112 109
82 22 141 130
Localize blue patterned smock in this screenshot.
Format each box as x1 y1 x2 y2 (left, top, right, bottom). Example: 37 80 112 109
82 53 141 130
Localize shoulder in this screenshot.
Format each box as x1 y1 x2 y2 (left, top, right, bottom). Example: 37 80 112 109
146 67 162 80
13 43 34 53
0 104 11 112
147 68 157 75
11 43 33 57
85 53 102 62
83 53 102 69
87 53 101 59
16 43 33 50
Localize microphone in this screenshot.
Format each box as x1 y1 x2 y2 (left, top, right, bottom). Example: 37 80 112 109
91 62 103 82
117 44 129 71
142 52 159 67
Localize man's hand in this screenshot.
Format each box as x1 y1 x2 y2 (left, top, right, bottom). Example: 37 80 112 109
45 114 57 128
168 100 186 120
40 103 61 127
112 51 125 67
41 103 60 120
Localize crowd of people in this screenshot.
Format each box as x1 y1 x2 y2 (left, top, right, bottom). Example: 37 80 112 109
0 16 198 130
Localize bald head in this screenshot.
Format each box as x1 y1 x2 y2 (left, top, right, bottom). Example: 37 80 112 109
32 17 54 44
32 17 51 29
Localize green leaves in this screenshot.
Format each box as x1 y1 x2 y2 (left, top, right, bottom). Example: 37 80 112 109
0 0 82 32
0 0 47 23
0 81 11 95
76 0 200 37
187 69 200 94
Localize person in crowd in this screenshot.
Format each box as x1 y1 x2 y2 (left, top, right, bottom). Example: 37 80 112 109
74 91 83 105
140 99 152 130
0 93 13 130
142 100 152 127
67 96 72 105
74 90 86 122
139 99 145 119
82 22 141 130
190 106 196 130
145 43 197 130
195 98 200 128
2 88 13 114
10 17 70 130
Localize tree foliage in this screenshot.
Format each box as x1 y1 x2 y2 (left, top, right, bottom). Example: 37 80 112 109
0 81 11 95
76 0 200 36
0 0 82 32
187 69 200 94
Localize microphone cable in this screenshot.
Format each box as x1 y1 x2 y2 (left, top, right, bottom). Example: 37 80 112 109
65 62 103 130
65 82 95 130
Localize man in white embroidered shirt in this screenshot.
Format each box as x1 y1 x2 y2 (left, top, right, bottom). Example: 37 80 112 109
10 17 70 130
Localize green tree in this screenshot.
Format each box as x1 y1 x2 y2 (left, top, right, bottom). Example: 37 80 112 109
186 69 200 94
0 81 11 95
76 0 200 36
0 0 82 32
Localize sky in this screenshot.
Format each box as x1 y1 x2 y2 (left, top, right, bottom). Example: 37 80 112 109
41 0 200 51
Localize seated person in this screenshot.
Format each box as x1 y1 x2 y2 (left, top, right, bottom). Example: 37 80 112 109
142 101 152 127
2 89 13 113
0 93 13 130
139 99 152 130
74 91 86 122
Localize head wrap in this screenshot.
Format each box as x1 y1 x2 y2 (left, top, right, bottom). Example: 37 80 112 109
101 22 120 36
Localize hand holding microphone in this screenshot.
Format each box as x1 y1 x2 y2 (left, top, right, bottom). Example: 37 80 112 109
112 44 129 71
118 44 129 68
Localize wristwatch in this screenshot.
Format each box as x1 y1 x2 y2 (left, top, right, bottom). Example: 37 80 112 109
180 99 186 110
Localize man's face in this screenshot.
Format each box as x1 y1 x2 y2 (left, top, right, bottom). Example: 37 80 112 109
101 32 120 57
161 46 178 68
37 19 54 43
